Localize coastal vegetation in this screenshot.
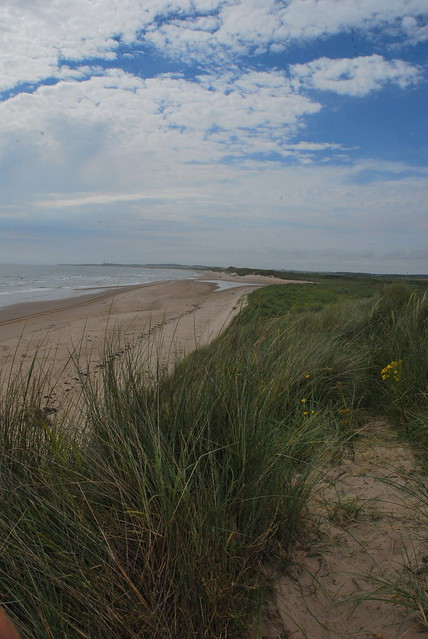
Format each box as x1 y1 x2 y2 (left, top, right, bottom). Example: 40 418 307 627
1 270 428 637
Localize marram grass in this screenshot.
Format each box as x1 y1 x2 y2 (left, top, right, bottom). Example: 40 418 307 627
1 280 428 637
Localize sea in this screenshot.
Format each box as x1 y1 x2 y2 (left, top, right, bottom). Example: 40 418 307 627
0 264 200 310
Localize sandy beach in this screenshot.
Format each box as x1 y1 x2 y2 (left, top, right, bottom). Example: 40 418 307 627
0 271 295 406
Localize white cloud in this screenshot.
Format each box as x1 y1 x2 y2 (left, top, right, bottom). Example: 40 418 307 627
1 0 427 93
399 15 428 45
144 0 428 62
283 142 344 151
290 55 421 96
275 0 428 43
0 0 174 91
35 190 201 208
0 68 322 182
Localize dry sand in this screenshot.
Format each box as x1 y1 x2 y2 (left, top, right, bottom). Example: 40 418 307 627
0 271 296 405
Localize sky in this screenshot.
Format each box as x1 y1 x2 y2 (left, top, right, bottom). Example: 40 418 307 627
0 0 427 273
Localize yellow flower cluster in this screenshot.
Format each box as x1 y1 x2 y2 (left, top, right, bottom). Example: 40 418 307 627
381 360 402 382
300 398 316 416
338 407 351 426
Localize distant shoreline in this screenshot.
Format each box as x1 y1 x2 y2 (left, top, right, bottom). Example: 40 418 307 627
56 263 428 278
56 263 199 269
0 264 201 312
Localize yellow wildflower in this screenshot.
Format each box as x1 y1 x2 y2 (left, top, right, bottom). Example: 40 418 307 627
381 360 402 382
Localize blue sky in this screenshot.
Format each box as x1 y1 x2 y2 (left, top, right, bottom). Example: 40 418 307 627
0 0 427 273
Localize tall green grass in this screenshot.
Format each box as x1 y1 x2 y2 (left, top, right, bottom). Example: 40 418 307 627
0 330 344 637
1 279 428 637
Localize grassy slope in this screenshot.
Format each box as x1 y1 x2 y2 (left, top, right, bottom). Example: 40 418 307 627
1 270 428 637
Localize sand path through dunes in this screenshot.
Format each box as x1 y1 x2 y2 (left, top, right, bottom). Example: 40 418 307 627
260 420 428 639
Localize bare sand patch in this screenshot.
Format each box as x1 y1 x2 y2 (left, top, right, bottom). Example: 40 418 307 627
259 420 428 639
0 274 289 406
198 270 312 286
